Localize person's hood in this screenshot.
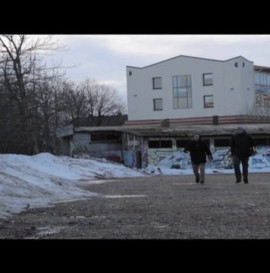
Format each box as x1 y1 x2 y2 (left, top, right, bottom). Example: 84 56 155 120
235 126 246 135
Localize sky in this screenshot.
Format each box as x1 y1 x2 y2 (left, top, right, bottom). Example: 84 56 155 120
1 150 270 223
41 34 270 105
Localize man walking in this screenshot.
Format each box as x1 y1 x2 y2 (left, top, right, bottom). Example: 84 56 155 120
230 127 255 184
184 134 213 184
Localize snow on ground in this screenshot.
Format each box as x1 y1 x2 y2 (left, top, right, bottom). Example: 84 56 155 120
0 152 270 219
0 153 145 219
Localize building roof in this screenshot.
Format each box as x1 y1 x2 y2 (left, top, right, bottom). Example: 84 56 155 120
72 115 128 127
254 65 270 73
75 123 270 137
127 55 253 70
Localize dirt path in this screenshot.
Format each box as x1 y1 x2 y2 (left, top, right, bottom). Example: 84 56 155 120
1 173 270 239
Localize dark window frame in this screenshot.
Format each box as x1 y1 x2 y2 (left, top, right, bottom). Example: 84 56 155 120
152 77 162 90
204 95 214 108
153 98 163 111
148 140 172 148
176 139 190 148
91 132 122 142
172 75 192 109
214 139 231 147
203 73 213 86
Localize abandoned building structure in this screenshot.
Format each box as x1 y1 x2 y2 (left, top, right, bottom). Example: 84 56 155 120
57 55 270 169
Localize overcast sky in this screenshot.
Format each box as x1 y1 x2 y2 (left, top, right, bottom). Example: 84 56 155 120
47 35 270 104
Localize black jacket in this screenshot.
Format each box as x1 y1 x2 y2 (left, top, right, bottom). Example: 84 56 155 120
231 131 254 157
184 139 212 164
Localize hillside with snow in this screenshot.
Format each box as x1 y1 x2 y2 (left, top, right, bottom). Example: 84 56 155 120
0 153 145 219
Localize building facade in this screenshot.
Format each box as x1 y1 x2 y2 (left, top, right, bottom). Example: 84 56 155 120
57 123 270 170
56 55 270 170
126 55 270 125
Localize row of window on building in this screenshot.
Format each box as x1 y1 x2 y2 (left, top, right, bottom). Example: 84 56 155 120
153 95 214 111
153 73 213 90
154 71 270 93
152 71 270 111
152 73 214 111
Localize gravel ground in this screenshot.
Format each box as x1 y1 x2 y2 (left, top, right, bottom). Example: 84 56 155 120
1 173 270 239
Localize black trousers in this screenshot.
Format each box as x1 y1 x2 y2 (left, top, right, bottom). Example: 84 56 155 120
233 155 249 181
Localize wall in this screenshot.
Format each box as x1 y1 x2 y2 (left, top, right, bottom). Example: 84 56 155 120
147 145 270 171
60 137 70 156
127 56 255 121
72 132 122 163
123 150 136 168
122 132 143 168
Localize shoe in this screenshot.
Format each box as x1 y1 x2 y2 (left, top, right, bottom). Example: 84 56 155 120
195 177 200 183
200 181 204 184
244 179 248 184
236 179 241 183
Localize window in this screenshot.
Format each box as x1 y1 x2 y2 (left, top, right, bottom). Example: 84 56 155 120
204 95 214 108
172 75 192 109
203 73 213 86
148 140 172 148
255 72 270 107
91 132 121 142
176 140 190 148
153 98 163 111
255 72 270 94
152 77 162 89
253 138 268 146
214 139 230 147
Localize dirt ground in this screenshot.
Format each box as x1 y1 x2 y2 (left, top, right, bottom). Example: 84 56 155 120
1 173 270 239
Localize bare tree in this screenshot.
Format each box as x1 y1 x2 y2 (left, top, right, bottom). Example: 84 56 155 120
0 35 126 154
60 81 89 122
0 35 63 154
80 78 126 125
59 78 126 126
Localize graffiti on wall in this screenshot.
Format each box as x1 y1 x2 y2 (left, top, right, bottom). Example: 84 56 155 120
148 146 270 170
148 149 190 169
123 150 136 167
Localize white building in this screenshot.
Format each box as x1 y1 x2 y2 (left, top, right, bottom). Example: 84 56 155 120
126 55 270 125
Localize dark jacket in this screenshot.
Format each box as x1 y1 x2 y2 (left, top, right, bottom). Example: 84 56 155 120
231 131 254 157
184 139 212 164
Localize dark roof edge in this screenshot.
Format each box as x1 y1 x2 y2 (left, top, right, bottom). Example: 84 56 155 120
254 65 270 72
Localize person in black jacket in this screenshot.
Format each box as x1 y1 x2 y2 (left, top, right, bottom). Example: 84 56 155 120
230 126 255 184
184 134 213 184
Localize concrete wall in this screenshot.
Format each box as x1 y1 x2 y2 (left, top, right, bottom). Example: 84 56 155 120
72 132 122 162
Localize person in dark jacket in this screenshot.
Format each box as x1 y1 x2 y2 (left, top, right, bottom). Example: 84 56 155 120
184 134 213 184
230 126 255 184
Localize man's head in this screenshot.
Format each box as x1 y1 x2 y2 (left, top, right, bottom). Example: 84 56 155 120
235 126 244 135
194 134 200 141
